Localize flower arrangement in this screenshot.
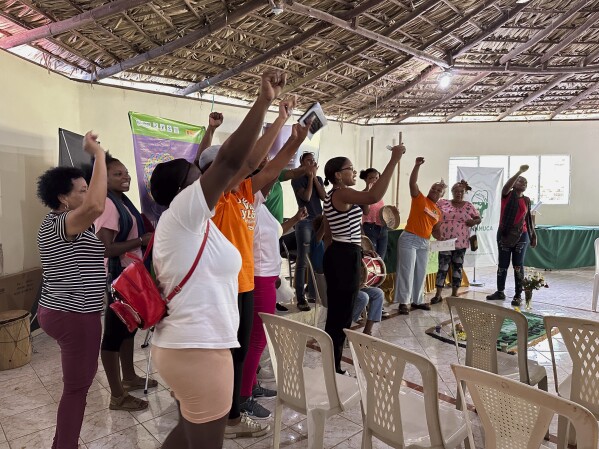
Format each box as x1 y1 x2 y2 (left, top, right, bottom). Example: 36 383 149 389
521 270 549 291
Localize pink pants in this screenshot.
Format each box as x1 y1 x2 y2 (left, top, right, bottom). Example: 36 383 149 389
241 275 277 397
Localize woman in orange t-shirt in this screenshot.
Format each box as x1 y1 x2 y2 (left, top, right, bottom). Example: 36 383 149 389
393 157 445 315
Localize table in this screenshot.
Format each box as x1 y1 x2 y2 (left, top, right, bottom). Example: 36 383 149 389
524 225 599 270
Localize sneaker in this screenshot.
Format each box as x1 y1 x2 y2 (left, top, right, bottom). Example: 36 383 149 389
306 295 316 304
239 397 272 420
252 382 276 398
430 296 443 305
297 301 311 312
225 414 270 439
511 296 522 307
486 291 506 301
398 304 410 315
275 303 289 312
381 308 390 318
411 303 431 311
336 369 351 376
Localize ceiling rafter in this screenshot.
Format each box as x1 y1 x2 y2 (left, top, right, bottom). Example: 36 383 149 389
539 11 599 63
453 63 599 74
445 74 524 121
550 79 599 118
93 0 266 81
496 74 572 120
394 72 488 122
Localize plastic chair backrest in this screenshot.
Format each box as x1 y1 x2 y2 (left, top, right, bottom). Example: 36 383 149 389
260 313 342 413
595 237 599 275
446 297 530 384
452 364 599 449
344 329 444 448
544 316 599 416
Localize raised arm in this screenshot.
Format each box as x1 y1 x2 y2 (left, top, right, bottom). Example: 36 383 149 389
200 71 284 208
64 132 107 237
313 173 326 201
409 157 425 198
252 121 311 193
280 166 308 181
502 164 528 197
281 207 307 235
295 166 315 202
194 112 223 165
334 145 405 206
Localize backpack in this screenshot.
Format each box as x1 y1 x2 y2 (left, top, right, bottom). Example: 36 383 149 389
109 222 210 332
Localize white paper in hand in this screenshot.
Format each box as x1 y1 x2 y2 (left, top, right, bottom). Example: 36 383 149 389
298 102 327 139
430 238 456 252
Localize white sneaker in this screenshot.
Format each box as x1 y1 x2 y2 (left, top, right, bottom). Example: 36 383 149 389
224 414 270 439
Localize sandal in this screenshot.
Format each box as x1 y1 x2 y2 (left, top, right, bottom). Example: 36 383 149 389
122 376 158 392
109 393 149 411
430 296 443 305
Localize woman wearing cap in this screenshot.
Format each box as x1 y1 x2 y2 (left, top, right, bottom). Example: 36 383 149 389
36 132 107 449
322 144 405 374
431 180 480 304
359 168 389 259
148 71 283 449
393 157 445 315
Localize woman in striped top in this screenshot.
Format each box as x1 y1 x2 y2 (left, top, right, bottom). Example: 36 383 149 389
36 132 107 449
322 145 405 374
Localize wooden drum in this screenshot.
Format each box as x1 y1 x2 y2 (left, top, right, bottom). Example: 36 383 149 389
0 310 32 371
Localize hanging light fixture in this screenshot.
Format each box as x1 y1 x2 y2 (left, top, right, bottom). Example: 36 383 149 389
269 0 284 15
438 71 453 89
515 0 531 4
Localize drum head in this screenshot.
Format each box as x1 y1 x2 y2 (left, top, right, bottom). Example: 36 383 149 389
361 236 375 252
380 206 400 229
0 310 30 325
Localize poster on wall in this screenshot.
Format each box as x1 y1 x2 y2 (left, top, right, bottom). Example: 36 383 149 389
58 128 90 168
457 166 503 268
264 123 321 169
128 112 205 225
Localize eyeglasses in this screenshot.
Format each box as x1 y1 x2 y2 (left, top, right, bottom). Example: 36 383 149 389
339 166 355 172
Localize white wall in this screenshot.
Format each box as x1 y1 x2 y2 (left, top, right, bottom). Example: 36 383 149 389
1 49 598 276
360 121 599 227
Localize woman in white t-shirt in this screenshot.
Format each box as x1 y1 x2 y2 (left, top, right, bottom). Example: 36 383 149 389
148 72 283 449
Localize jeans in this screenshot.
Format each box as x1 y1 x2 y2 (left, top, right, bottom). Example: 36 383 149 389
363 223 388 259
393 231 430 305
37 306 102 449
352 287 384 323
497 232 529 296
435 248 467 289
294 219 316 302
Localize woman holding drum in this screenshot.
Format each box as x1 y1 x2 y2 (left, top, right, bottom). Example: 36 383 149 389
322 143 405 374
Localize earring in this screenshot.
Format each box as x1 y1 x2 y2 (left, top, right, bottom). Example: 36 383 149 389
64 201 69 211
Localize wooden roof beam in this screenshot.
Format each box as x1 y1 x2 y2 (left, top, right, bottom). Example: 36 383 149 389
92 0 265 81
539 11 599 63
346 0 499 119
281 0 444 94
550 79 599 118
498 0 589 64
496 74 571 120
453 63 599 74
445 74 524 121
178 0 386 96
394 72 488 122
0 0 151 49
283 1 449 69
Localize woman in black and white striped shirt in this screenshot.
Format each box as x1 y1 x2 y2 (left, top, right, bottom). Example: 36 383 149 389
322 145 405 374
36 132 107 449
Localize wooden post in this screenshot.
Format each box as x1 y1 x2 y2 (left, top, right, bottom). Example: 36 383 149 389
369 136 374 168
395 132 402 208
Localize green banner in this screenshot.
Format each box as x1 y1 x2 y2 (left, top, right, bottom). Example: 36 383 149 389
129 112 205 143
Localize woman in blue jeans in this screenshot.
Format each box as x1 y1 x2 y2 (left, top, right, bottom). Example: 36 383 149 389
360 168 388 258
487 164 537 306
352 287 384 335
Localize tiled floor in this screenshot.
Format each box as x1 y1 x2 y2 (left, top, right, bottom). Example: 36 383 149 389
0 265 596 448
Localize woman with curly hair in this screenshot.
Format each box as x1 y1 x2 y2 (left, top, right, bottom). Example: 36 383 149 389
36 132 107 449
431 180 481 304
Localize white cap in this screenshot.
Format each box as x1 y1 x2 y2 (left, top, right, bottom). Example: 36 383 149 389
198 145 221 171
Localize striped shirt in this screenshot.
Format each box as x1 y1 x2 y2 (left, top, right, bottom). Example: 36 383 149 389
324 189 363 245
37 212 106 313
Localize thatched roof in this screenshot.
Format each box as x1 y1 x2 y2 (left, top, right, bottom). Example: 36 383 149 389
3 0 599 123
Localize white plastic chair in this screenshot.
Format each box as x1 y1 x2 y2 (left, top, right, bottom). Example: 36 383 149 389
344 329 469 449
544 316 599 449
452 364 599 449
592 237 599 312
446 297 548 399
260 313 360 449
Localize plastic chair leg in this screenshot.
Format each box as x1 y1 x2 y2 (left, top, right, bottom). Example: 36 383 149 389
592 274 599 312
307 409 326 449
557 415 569 449
362 427 373 449
272 399 284 449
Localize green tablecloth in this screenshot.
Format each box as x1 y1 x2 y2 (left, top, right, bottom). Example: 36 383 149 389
384 229 438 275
524 225 599 269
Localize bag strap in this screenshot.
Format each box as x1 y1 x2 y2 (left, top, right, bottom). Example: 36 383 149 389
165 221 210 302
